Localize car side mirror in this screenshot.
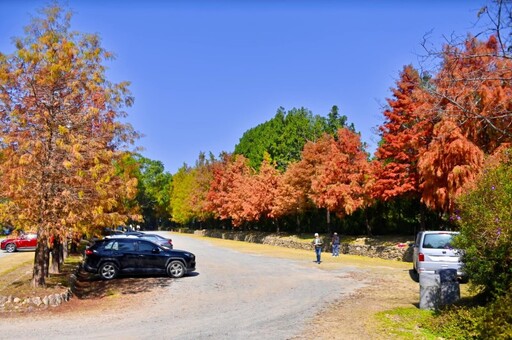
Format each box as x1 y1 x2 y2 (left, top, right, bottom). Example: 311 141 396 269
152 248 160 254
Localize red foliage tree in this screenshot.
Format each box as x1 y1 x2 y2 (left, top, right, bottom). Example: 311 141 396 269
306 128 371 218
206 154 253 227
249 155 280 221
415 35 512 213
430 36 512 155
372 65 430 201
418 120 484 213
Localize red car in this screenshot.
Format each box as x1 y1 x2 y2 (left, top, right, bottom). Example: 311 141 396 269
1 233 38 252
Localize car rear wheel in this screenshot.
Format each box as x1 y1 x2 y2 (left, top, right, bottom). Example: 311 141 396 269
167 260 185 278
5 243 16 253
410 268 419 283
99 262 118 280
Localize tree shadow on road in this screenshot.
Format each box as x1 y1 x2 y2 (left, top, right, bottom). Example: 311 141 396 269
71 267 173 299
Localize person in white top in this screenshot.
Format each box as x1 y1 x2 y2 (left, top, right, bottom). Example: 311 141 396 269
312 233 323 264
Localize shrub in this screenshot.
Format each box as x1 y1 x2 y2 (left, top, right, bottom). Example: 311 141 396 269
429 304 484 339
428 290 512 339
478 289 512 339
455 157 512 298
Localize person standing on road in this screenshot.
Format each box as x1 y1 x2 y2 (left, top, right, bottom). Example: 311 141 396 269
332 232 340 257
312 233 323 263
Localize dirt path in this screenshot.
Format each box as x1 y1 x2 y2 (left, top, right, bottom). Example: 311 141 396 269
301 265 418 339
0 233 419 339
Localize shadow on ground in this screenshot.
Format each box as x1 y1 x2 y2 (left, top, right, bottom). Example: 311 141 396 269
71 267 173 299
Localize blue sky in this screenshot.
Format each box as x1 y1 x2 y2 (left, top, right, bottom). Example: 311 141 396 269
0 1 487 174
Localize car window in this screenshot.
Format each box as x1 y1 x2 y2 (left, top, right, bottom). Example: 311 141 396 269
415 232 422 246
118 240 135 251
137 241 156 252
104 240 118 250
422 234 455 249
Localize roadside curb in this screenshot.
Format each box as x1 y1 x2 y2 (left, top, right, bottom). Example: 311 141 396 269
0 264 81 313
0 289 72 312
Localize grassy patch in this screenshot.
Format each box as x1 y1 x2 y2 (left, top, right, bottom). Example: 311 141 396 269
199 234 412 272
376 307 438 339
0 254 81 298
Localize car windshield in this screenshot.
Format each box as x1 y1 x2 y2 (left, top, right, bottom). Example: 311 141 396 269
422 233 456 249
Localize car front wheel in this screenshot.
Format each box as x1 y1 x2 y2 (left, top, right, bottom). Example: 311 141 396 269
167 260 185 278
99 262 118 280
5 243 16 253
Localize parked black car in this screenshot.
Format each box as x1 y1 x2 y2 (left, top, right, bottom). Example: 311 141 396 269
83 238 195 280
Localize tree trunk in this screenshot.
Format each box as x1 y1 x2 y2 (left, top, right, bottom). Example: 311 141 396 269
62 237 68 260
70 239 78 254
326 209 331 234
365 209 373 237
50 238 61 274
419 203 426 231
296 212 301 234
32 233 48 288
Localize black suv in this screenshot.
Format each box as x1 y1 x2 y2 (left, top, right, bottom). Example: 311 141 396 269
83 238 196 280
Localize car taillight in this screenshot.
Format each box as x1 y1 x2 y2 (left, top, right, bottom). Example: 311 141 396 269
85 249 93 256
418 253 425 262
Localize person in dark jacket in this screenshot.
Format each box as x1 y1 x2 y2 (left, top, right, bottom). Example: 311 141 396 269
332 232 340 257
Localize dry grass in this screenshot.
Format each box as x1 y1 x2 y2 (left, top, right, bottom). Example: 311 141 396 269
0 251 76 298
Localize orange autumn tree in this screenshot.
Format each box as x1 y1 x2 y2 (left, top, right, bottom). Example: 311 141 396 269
0 5 138 287
305 128 371 228
272 159 315 232
372 65 430 201
206 154 253 227
416 35 512 214
246 155 280 226
418 120 484 213
426 36 512 155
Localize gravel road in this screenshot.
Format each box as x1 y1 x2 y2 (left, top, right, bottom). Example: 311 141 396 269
0 232 368 340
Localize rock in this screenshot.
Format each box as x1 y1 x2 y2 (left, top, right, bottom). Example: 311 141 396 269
31 296 43 306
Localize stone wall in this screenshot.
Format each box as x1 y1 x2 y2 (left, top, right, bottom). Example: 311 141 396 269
0 290 72 312
194 229 414 262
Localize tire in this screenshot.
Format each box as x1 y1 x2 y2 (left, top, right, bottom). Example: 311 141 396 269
5 243 16 253
167 260 186 278
99 262 118 280
409 268 420 283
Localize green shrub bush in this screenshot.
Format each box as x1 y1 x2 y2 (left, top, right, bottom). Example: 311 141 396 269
478 289 512 339
429 305 484 339
428 290 512 339
455 157 512 298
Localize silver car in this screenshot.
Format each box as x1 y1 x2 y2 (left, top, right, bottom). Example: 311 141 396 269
105 232 173 249
412 231 467 283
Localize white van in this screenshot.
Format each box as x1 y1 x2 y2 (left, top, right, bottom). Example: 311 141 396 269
411 231 467 283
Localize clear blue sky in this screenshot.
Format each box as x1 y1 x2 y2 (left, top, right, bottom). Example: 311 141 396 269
0 1 487 174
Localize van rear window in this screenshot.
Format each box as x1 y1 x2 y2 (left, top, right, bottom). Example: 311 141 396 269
423 234 455 249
